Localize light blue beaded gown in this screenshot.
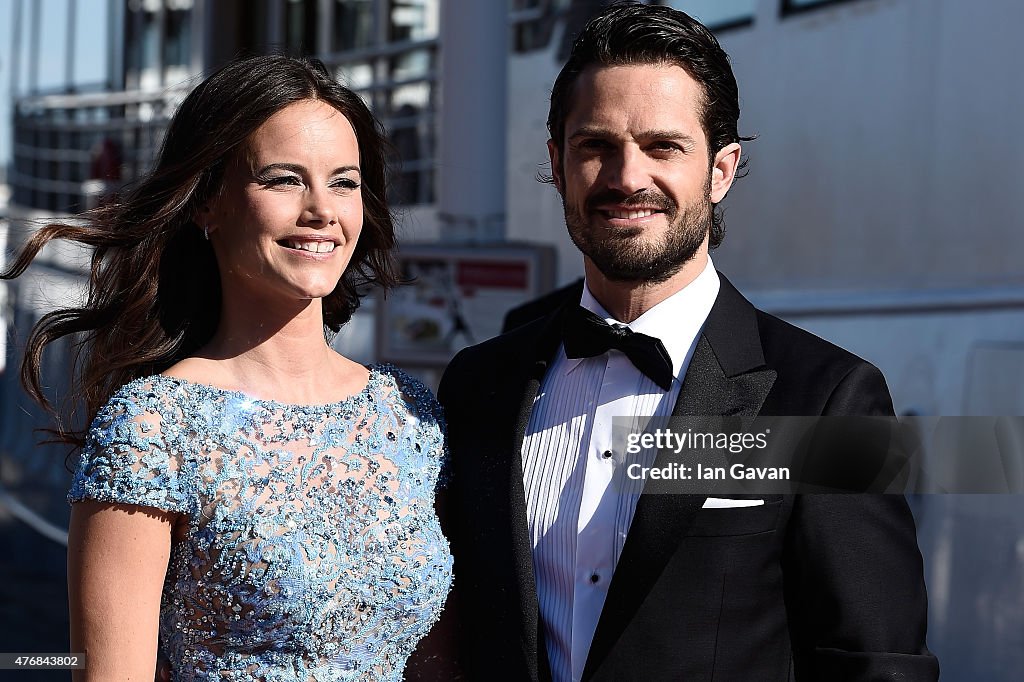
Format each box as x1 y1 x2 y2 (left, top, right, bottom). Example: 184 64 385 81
69 364 453 682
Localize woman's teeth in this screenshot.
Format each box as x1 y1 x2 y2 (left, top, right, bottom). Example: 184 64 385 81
286 241 336 253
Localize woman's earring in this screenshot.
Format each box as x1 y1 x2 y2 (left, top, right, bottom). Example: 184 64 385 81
204 224 210 241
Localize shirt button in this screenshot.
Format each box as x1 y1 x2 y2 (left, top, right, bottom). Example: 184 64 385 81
590 573 600 584
602 450 613 459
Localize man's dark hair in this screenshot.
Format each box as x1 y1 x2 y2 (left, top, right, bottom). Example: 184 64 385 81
546 2 753 248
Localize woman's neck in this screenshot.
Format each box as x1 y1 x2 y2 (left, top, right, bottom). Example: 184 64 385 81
187 296 363 404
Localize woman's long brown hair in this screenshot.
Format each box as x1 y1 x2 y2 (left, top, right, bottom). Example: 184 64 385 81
1 55 399 447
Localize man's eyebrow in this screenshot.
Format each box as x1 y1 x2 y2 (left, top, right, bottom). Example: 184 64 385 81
567 126 616 141
567 126 698 146
253 163 361 176
639 129 698 146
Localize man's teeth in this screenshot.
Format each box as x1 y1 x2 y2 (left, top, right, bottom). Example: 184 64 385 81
287 240 336 253
607 209 655 219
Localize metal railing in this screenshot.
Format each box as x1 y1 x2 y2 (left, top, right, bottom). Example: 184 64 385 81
320 37 440 207
9 37 443 214
7 1 575 216
10 86 190 215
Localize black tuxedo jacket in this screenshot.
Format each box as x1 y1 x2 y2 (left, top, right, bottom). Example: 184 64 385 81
437 274 938 681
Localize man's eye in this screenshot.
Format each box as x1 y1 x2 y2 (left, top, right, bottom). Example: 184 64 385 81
579 139 611 150
650 141 680 152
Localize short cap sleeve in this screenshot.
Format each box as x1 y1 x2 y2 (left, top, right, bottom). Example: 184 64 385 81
385 366 451 492
68 379 192 514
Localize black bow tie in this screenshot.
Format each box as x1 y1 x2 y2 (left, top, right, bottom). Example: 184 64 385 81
562 305 674 391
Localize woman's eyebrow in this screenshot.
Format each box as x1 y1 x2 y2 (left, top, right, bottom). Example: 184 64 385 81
253 163 360 175
254 162 306 176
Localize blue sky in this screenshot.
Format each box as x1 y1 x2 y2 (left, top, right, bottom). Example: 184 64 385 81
0 0 109 166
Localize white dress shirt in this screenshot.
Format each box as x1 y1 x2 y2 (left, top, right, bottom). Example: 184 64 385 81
521 258 720 682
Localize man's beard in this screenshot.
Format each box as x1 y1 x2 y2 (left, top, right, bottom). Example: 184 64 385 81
562 178 712 285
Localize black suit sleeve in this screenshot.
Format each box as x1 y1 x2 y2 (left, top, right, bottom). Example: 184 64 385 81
786 362 939 681
436 351 467 546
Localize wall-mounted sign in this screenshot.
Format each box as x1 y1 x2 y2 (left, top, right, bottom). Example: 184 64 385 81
377 243 555 366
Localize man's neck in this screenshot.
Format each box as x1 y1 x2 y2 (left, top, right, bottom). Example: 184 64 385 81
584 249 709 323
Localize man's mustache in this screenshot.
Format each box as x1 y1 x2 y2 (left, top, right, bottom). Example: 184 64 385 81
585 189 677 214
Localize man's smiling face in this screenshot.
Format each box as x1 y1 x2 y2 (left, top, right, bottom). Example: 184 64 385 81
549 63 725 284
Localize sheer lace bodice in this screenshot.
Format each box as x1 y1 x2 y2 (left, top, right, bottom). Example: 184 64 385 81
69 364 453 681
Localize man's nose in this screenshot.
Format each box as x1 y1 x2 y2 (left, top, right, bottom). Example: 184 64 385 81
604 146 652 195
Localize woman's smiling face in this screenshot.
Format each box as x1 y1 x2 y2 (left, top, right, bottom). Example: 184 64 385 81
203 99 364 306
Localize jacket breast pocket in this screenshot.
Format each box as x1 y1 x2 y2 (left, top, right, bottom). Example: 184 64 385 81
686 496 784 537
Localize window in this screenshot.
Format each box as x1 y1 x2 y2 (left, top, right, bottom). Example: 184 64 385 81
388 0 438 42
327 1 439 206
284 0 318 55
163 8 190 68
781 0 863 16
333 0 375 52
512 0 571 53
662 0 757 32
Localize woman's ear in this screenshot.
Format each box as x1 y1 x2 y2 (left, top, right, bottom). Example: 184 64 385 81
194 204 215 240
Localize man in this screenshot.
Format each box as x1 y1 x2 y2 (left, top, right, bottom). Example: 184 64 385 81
437 3 937 681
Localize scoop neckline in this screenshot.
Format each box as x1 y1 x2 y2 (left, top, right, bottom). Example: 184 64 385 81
153 363 391 410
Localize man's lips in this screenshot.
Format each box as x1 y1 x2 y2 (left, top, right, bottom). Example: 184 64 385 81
585 190 675 223
598 207 661 220
592 206 666 223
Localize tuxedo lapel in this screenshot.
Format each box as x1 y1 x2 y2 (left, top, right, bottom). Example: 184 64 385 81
504 308 567 682
674 335 777 418
581 274 777 680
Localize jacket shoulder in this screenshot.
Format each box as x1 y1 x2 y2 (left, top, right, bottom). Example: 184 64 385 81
753 309 894 416
438 316 550 405
452 316 544 370
755 309 865 371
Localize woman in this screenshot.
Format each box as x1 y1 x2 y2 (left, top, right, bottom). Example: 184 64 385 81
2 55 452 680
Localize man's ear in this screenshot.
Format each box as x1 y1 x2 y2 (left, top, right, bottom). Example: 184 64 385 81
710 142 741 204
546 139 564 195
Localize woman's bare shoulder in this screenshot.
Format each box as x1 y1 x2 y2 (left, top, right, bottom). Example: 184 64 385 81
161 357 230 384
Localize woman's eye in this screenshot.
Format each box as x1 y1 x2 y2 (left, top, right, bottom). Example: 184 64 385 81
261 175 302 187
332 178 361 190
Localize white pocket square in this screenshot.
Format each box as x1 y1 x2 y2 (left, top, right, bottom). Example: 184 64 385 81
702 497 765 509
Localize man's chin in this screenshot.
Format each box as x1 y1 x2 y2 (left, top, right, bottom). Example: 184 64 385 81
568 218 707 285
589 217 657 235
589 258 687 285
